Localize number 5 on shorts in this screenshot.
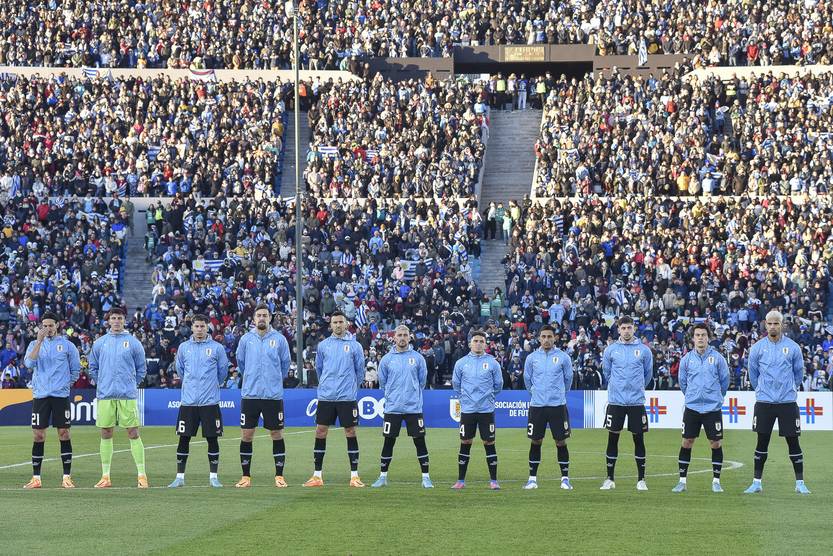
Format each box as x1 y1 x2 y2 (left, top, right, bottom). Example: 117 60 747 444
605 414 612 428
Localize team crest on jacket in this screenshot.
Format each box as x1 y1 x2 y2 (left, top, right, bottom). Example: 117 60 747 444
205 348 212 356
408 357 415 365
344 345 351 353
269 339 276 348
57 344 64 352
482 362 489 370
123 341 129 349
552 356 558 364
707 356 714 365
449 398 461 422
634 349 641 358
782 347 789 356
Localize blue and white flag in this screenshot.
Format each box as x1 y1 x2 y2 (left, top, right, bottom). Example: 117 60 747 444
638 38 648 67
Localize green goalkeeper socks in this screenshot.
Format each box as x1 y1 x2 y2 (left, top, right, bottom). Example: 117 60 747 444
100 438 113 476
130 437 146 475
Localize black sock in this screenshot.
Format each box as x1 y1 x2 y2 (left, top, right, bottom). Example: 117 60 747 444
413 436 429 474
528 442 542 477
32 441 44 477
753 433 770 480
557 444 570 478
177 436 191 474
273 439 286 477
314 437 326 471
60 440 72 475
485 443 498 481
347 436 359 472
678 447 691 478
458 443 472 481
380 436 396 473
605 432 619 481
712 447 723 479
786 436 804 481
240 441 253 477
633 434 646 481
207 437 220 474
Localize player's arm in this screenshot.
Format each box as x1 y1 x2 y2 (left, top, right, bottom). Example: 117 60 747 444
791 344 805 388
88 340 100 383
132 338 147 385
748 343 760 389
217 344 230 385
279 335 291 378
563 354 573 392
678 354 688 394
492 358 503 394
68 342 81 384
718 353 730 396
175 345 186 381
643 347 653 388
353 342 366 385
315 341 324 377
452 359 462 396
377 354 388 390
235 336 247 376
523 354 534 393
418 355 428 388
601 346 612 383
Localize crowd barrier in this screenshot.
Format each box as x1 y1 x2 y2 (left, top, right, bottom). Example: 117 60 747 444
1 390 830 430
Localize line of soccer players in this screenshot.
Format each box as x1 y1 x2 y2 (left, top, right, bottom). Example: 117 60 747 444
21 308 810 494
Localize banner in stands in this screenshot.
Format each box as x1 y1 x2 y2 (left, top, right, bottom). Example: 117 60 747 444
1 390 831 430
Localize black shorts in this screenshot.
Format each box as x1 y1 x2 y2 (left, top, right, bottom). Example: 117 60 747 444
383 413 426 438
527 405 571 441
753 402 801 437
460 412 495 441
241 398 285 430
316 400 359 428
604 404 648 434
177 405 223 437
32 397 71 429
682 408 723 440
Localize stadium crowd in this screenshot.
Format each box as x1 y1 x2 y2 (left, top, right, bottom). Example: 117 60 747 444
2 1 833 67
304 74 487 198
0 194 128 388
0 73 291 198
534 65 833 197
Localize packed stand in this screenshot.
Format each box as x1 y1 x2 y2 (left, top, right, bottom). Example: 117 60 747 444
534 65 833 197
488 194 833 392
3 1 833 67
0 73 291 198
0 195 128 389
137 194 483 388
303 74 488 199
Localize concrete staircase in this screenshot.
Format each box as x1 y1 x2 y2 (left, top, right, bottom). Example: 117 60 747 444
476 109 542 297
121 212 155 316
279 110 311 198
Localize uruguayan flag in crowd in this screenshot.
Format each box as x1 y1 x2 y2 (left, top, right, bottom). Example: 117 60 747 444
365 149 379 160
355 303 368 327
638 38 648 66
82 67 99 79
189 68 217 82
147 145 161 160
201 259 224 274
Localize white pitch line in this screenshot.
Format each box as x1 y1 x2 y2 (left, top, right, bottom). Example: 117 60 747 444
0 429 314 471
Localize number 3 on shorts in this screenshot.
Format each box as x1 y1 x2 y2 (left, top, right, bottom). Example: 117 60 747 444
527 423 534 436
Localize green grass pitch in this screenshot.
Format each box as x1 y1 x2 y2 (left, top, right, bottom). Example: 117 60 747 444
0 426 830 554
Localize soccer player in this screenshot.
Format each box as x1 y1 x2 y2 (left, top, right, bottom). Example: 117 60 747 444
371 325 433 489
451 330 503 490
744 310 810 495
673 323 729 493
88 307 148 488
168 314 229 488
522 324 574 490
235 304 291 488
22 312 81 489
600 316 653 491
303 311 366 487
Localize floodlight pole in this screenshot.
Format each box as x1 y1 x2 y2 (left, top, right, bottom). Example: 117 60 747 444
290 1 304 380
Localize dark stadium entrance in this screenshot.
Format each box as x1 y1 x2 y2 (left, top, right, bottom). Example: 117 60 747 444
454 61 593 81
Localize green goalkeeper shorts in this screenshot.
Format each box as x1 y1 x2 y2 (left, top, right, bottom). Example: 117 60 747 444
97 399 140 428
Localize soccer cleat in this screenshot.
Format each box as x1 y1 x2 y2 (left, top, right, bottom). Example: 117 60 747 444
636 480 648 491
422 477 434 489
61 476 75 489
302 476 324 487
274 476 288 488
167 477 186 488
671 481 687 493
451 480 466 490
489 480 500 490
599 479 616 490
560 478 573 490
137 474 149 489
712 482 724 493
235 476 252 488
349 476 365 488
795 481 811 495
23 477 42 489
371 476 388 488
743 482 762 494
94 476 112 488
523 480 538 490
209 477 223 488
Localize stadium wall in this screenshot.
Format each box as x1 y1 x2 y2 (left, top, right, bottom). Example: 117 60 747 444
2 390 830 430
0 66 357 83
